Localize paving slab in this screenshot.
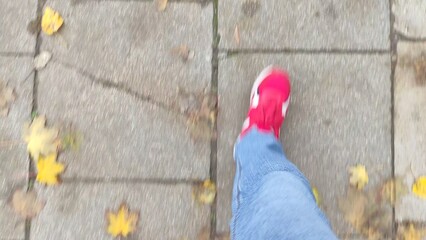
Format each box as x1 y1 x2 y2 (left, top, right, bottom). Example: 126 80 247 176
40 0 212 107
218 0 390 50
217 54 392 236
395 42 426 222
32 182 210 240
393 0 426 38
37 61 210 179
0 57 33 239
0 0 37 52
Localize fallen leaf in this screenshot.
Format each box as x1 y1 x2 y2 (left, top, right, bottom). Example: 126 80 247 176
312 187 321 205
60 129 83 152
172 45 195 62
41 7 64 35
349 164 369 190
234 25 240 45
34 51 52 70
193 179 216 205
36 153 65 185
106 202 139 237
414 54 426 86
397 224 426 240
0 80 16 117
197 226 210 240
156 0 168 11
215 232 230 240
11 189 45 219
412 176 426 199
23 115 59 161
338 187 368 230
380 177 408 206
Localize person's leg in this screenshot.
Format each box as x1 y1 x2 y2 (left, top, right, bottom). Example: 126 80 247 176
230 67 337 240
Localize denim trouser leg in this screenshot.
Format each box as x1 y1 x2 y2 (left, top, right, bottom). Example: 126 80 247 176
231 128 338 240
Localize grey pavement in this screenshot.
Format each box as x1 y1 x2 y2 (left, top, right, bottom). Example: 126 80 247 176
0 0 426 239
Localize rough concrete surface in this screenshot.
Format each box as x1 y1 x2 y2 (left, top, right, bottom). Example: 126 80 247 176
37 61 210 179
395 42 426 222
32 182 210 240
0 57 33 239
217 54 392 236
40 0 212 107
0 0 37 53
219 0 390 50
393 0 426 38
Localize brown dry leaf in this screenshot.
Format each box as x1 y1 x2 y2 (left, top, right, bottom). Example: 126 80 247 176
156 0 168 11
397 224 426 240
178 90 217 141
11 189 45 219
172 45 195 62
216 232 230 240
414 54 426 86
234 25 240 45
0 80 17 117
192 180 216 205
339 187 368 231
349 164 369 190
380 177 408 206
197 226 210 240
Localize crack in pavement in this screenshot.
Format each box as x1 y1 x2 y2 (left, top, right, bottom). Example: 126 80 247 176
51 59 184 117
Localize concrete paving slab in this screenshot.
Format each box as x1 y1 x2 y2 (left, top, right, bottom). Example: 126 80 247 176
393 0 426 38
0 0 37 52
217 54 392 235
37 61 210 179
219 0 390 50
0 57 33 239
41 0 212 107
32 182 210 240
395 42 426 222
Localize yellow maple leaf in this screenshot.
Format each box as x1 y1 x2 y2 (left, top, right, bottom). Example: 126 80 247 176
349 164 369 190
106 203 139 237
192 180 216 205
36 154 64 185
23 115 59 161
412 176 426 199
41 7 64 35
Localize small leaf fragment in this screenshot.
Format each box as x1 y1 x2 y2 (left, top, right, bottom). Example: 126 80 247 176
23 115 59 161
234 25 240 45
34 51 52 70
106 203 139 237
41 7 64 35
172 45 195 62
11 189 45 219
156 0 168 11
349 164 369 190
193 180 216 205
36 153 64 185
412 176 426 199
60 130 83 151
0 80 16 117
312 187 321 205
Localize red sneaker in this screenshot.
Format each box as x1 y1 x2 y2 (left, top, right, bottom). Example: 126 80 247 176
240 66 291 139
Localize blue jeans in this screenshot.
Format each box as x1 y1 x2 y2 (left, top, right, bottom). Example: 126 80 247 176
231 128 338 240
